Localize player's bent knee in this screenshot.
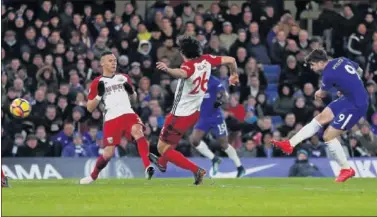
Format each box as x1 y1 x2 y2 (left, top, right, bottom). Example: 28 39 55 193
131 125 144 140
157 140 170 155
323 127 343 142
323 133 336 142
314 107 334 126
103 146 115 159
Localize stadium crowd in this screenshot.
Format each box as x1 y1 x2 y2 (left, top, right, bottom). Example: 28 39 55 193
1 0 377 160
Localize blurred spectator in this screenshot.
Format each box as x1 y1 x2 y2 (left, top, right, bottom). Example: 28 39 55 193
17 134 51 157
238 136 257 157
204 35 227 56
278 113 296 138
256 132 281 158
357 124 377 156
288 149 324 177
270 29 287 65
365 40 377 83
157 37 182 67
371 112 377 135
255 93 274 116
347 23 369 68
115 137 139 157
240 75 262 103
90 131 105 157
246 33 271 64
219 21 237 52
366 80 377 118
273 83 294 117
53 121 74 150
228 94 246 122
229 29 247 57
83 125 100 145
61 132 93 157
347 135 371 157
280 55 301 89
302 135 327 158
35 125 58 156
292 96 313 124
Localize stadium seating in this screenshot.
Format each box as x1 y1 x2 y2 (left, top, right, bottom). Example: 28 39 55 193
263 65 281 84
264 65 281 104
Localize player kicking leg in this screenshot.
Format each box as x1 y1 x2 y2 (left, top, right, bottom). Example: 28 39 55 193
154 113 207 185
80 51 153 184
271 49 368 182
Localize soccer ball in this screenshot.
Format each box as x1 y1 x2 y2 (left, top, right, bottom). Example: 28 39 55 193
9 98 31 118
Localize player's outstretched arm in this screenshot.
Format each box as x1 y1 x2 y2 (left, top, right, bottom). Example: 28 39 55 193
220 56 237 75
156 62 188 79
221 56 239 85
87 80 105 112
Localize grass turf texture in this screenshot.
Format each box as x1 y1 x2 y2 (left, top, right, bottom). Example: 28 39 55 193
2 178 377 216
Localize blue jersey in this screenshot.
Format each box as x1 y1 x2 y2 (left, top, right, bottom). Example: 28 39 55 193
321 57 368 107
199 76 226 119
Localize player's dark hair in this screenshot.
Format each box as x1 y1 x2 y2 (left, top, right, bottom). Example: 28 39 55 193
178 36 202 59
305 49 328 64
101 51 113 58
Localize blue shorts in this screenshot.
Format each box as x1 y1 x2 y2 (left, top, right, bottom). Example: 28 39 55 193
194 116 228 138
327 97 368 131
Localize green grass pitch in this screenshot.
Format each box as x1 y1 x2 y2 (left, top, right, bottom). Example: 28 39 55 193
2 178 377 216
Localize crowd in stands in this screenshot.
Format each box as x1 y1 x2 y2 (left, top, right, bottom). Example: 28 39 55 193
1 0 377 159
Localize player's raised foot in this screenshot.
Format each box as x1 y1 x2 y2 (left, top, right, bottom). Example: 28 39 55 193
1 176 10 188
236 166 246 178
145 166 155 180
79 176 94 185
211 156 222 176
271 140 293 155
148 153 167 173
193 168 207 185
335 168 355 182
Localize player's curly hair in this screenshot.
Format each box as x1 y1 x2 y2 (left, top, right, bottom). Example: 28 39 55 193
178 36 202 59
305 48 328 64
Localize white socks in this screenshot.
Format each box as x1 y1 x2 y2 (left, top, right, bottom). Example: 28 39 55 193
326 138 350 169
224 145 242 167
196 141 242 167
289 119 322 146
196 141 215 160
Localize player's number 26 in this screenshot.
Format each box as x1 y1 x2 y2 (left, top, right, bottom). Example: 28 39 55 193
190 71 209 94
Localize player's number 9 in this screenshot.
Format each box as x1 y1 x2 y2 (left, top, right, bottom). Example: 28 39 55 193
344 64 361 80
338 114 345 122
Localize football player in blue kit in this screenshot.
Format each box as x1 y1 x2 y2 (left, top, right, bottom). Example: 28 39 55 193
190 75 245 177
272 49 368 182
